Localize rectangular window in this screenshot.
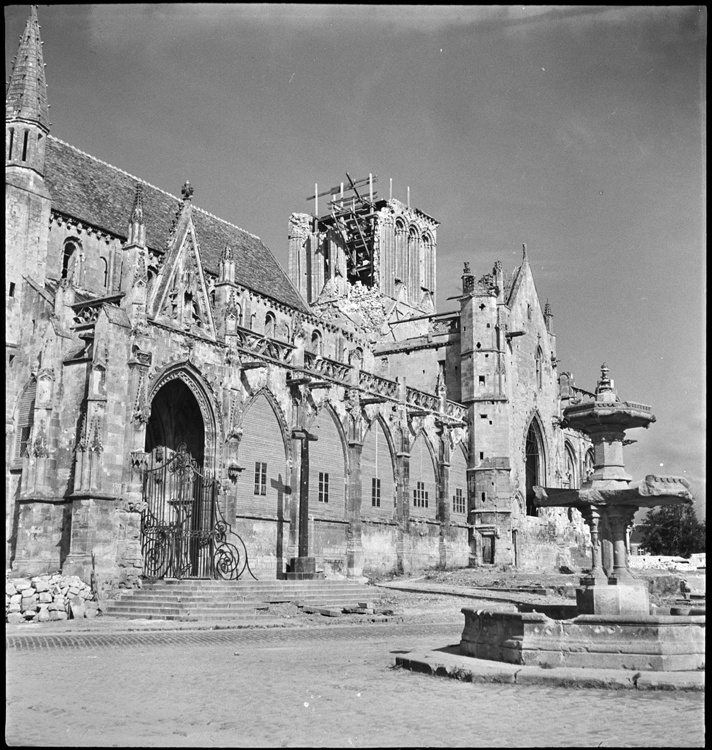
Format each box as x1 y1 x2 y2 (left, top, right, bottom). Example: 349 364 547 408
413 481 428 508
453 488 465 514
319 472 329 503
253 461 267 496
9 282 15 297
371 477 381 507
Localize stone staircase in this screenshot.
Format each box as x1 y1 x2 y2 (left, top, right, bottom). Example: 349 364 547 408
102 578 370 622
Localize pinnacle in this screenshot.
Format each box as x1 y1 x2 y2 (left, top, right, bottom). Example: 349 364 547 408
5 5 50 130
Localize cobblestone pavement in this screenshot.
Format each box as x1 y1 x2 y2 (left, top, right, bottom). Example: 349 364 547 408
6 621 704 747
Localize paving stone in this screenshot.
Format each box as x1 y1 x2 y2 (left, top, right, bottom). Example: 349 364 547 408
515 666 636 690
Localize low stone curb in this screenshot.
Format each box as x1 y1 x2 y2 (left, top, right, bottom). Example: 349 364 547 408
375 581 570 608
395 649 705 691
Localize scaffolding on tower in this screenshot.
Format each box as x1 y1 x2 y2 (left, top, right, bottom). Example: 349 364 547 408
307 172 380 287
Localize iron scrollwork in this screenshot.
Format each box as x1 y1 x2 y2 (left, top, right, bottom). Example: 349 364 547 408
139 443 256 581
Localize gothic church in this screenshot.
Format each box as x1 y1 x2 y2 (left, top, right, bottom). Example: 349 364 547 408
6 8 592 591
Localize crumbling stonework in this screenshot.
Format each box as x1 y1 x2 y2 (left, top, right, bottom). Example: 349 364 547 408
5 573 98 624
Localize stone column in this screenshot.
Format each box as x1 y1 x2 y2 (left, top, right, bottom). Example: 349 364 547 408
606 506 637 583
580 506 607 584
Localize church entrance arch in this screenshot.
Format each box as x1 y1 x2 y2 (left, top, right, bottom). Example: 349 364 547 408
139 370 245 580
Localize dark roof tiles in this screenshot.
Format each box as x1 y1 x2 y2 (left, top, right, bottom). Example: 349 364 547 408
44 136 309 314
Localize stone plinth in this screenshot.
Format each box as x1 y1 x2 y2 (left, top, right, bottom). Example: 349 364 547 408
576 580 650 617
460 608 705 671
284 556 323 580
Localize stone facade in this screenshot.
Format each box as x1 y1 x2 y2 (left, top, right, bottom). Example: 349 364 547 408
6 8 592 593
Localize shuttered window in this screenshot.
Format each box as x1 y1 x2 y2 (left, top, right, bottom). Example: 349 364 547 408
238 396 287 516
15 380 37 462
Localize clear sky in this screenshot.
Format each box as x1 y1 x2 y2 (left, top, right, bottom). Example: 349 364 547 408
6 5 706 518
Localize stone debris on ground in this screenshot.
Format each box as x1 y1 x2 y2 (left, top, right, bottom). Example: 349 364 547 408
6 572 98 624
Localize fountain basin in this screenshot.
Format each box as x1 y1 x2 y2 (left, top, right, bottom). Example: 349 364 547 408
460 608 705 672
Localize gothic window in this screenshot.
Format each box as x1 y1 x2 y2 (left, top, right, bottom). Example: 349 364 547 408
453 488 466 514
584 448 594 482
311 330 323 357
61 242 78 280
394 219 406 283
22 130 29 162
265 312 276 339
100 258 109 288
535 347 543 390
525 419 546 516
15 379 36 462
563 443 577 489
421 232 434 291
407 227 419 300
8 128 14 160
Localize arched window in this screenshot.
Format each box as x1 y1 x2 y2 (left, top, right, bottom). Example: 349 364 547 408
311 330 323 357
8 128 14 160
15 380 36 462
394 220 406 283
407 227 419 301
62 242 78 280
535 346 543 390
100 258 109 288
563 443 577 489
525 419 546 516
265 312 276 339
584 448 594 482
421 232 434 291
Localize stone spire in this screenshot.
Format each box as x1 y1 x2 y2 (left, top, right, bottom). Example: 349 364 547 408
6 6 50 131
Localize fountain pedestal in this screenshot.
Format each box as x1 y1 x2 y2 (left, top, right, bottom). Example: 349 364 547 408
457 365 702 673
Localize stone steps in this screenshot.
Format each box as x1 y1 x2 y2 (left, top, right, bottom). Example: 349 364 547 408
103 579 369 621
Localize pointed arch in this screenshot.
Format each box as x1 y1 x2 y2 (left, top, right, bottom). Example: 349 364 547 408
362 415 396 514
535 345 544 390
563 441 577 489
148 363 220 474
524 414 547 516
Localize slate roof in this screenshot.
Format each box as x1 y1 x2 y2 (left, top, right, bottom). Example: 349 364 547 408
44 136 310 314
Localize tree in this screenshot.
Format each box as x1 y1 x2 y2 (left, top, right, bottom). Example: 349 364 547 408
639 504 706 557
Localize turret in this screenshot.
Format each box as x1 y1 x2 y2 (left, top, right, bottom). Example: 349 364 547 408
6 5 52 339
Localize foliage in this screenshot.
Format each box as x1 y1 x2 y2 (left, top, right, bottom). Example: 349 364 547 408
639 504 706 557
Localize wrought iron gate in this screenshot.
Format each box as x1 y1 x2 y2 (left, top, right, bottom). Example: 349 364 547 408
140 444 256 580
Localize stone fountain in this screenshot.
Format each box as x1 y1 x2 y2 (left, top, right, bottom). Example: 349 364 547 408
459 365 704 671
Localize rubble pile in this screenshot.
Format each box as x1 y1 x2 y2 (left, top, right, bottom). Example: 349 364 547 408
6 573 98 624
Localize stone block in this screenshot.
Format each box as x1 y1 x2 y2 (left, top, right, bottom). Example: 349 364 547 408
10 594 22 605
84 608 98 619
32 578 49 593
23 611 37 621
8 603 21 613
49 610 60 620
358 601 375 609
576 582 650 617
56 611 68 620
6 582 17 596
38 592 52 603
20 595 38 612
69 596 86 619
14 579 32 592
37 607 50 622
80 589 93 600
6 613 23 624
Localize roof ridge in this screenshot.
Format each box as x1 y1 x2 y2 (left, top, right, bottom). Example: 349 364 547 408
47 135 261 242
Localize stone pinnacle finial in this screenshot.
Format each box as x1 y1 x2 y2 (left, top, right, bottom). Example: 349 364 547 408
130 184 144 224
181 181 194 202
522 243 528 261
595 363 618 402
